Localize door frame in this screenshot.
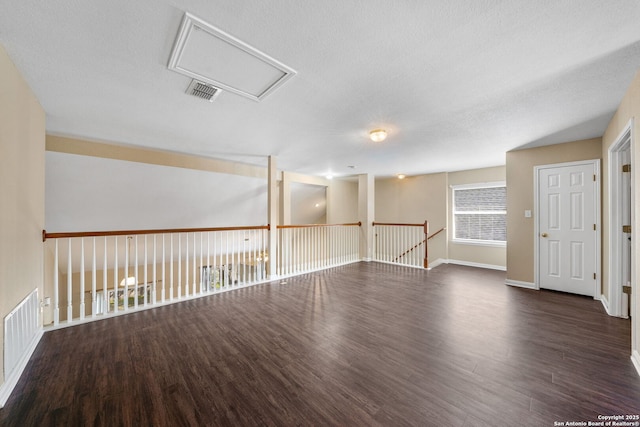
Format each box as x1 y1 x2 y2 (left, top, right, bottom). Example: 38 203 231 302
533 159 601 297
608 118 635 318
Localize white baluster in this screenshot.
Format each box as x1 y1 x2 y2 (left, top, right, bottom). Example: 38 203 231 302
134 236 139 309
308 227 312 271
114 237 118 314
290 229 295 274
206 231 211 293
313 226 317 270
144 235 148 306
225 231 230 287
170 234 175 300
242 231 246 285
53 240 59 325
300 228 304 271
91 237 96 318
297 228 302 272
385 226 390 262
213 232 220 291
193 232 197 295
323 227 327 268
67 239 73 322
400 226 405 265
199 232 204 293
294 229 298 273
162 234 167 303
152 234 157 304
184 233 189 297
305 228 309 271
283 228 287 277
178 233 182 298
231 230 236 286
380 225 384 262
261 229 265 280
392 226 396 263
103 237 108 314
124 237 129 311
79 238 85 320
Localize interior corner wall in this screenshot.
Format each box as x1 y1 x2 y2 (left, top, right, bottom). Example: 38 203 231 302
375 173 448 264
448 166 507 268
505 138 603 285
601 69 640 364
327 179 358 224
0 45 46 385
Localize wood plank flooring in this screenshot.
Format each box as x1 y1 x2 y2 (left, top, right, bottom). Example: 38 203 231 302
1 262 639 426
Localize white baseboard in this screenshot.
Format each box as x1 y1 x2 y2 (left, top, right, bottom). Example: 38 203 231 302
505 279 537 290
0 328 43 408
426 258 447 270
632 350 640 377
446 259 506 271
599 295 612 315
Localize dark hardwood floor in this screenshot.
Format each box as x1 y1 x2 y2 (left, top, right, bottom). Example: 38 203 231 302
1 262 639 426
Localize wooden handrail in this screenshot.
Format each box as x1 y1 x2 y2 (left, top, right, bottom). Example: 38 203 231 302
372 222 424 227
43 224 270 242
393 227 446 264
393 242 423 263
277 222 361 229
427 227 446 240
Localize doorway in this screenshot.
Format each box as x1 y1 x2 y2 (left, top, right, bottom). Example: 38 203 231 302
609 121 634 318
534 160 601 297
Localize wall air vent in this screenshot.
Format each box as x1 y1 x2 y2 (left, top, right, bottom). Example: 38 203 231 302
186 79 220 102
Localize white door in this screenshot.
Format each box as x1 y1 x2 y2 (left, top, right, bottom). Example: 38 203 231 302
537 161 599 297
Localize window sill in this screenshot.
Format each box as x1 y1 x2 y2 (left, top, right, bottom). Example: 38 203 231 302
451 239 506 248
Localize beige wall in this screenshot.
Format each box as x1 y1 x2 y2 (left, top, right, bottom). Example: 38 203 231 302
374 168 508 267
505 138 603 284
375 173 448 264
601 70 640 361
448 166 507 268
0 46 46 384
327 179 358 224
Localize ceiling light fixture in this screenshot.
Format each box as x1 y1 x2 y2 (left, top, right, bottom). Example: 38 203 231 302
369 129 387 142
397 174 406 180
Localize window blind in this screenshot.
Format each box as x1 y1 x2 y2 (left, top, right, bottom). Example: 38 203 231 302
453 186 506 242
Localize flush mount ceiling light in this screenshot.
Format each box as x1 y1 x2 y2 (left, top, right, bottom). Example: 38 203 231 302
397 174 406 180
369 129 387 142
168 12 296 102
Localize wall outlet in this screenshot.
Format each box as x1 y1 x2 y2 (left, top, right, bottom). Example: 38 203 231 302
524 210 532 218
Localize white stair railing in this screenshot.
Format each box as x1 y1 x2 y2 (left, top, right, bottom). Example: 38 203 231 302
373 221 429 268
276 222 361 276
43 225 269 326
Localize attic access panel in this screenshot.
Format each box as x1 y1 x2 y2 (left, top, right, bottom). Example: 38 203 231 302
168 12 296 101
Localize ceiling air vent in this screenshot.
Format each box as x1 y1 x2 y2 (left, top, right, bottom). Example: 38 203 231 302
186 79 220 102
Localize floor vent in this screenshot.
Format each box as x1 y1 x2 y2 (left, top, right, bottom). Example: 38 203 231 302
4 289 40 379
1 288 42 408
186 79 220 102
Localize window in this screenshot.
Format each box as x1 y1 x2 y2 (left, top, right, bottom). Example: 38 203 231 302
452 182 506 246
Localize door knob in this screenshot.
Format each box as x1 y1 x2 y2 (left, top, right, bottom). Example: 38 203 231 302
541 233 548 238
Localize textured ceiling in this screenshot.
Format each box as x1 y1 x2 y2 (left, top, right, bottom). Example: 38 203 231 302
2 1 640 177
